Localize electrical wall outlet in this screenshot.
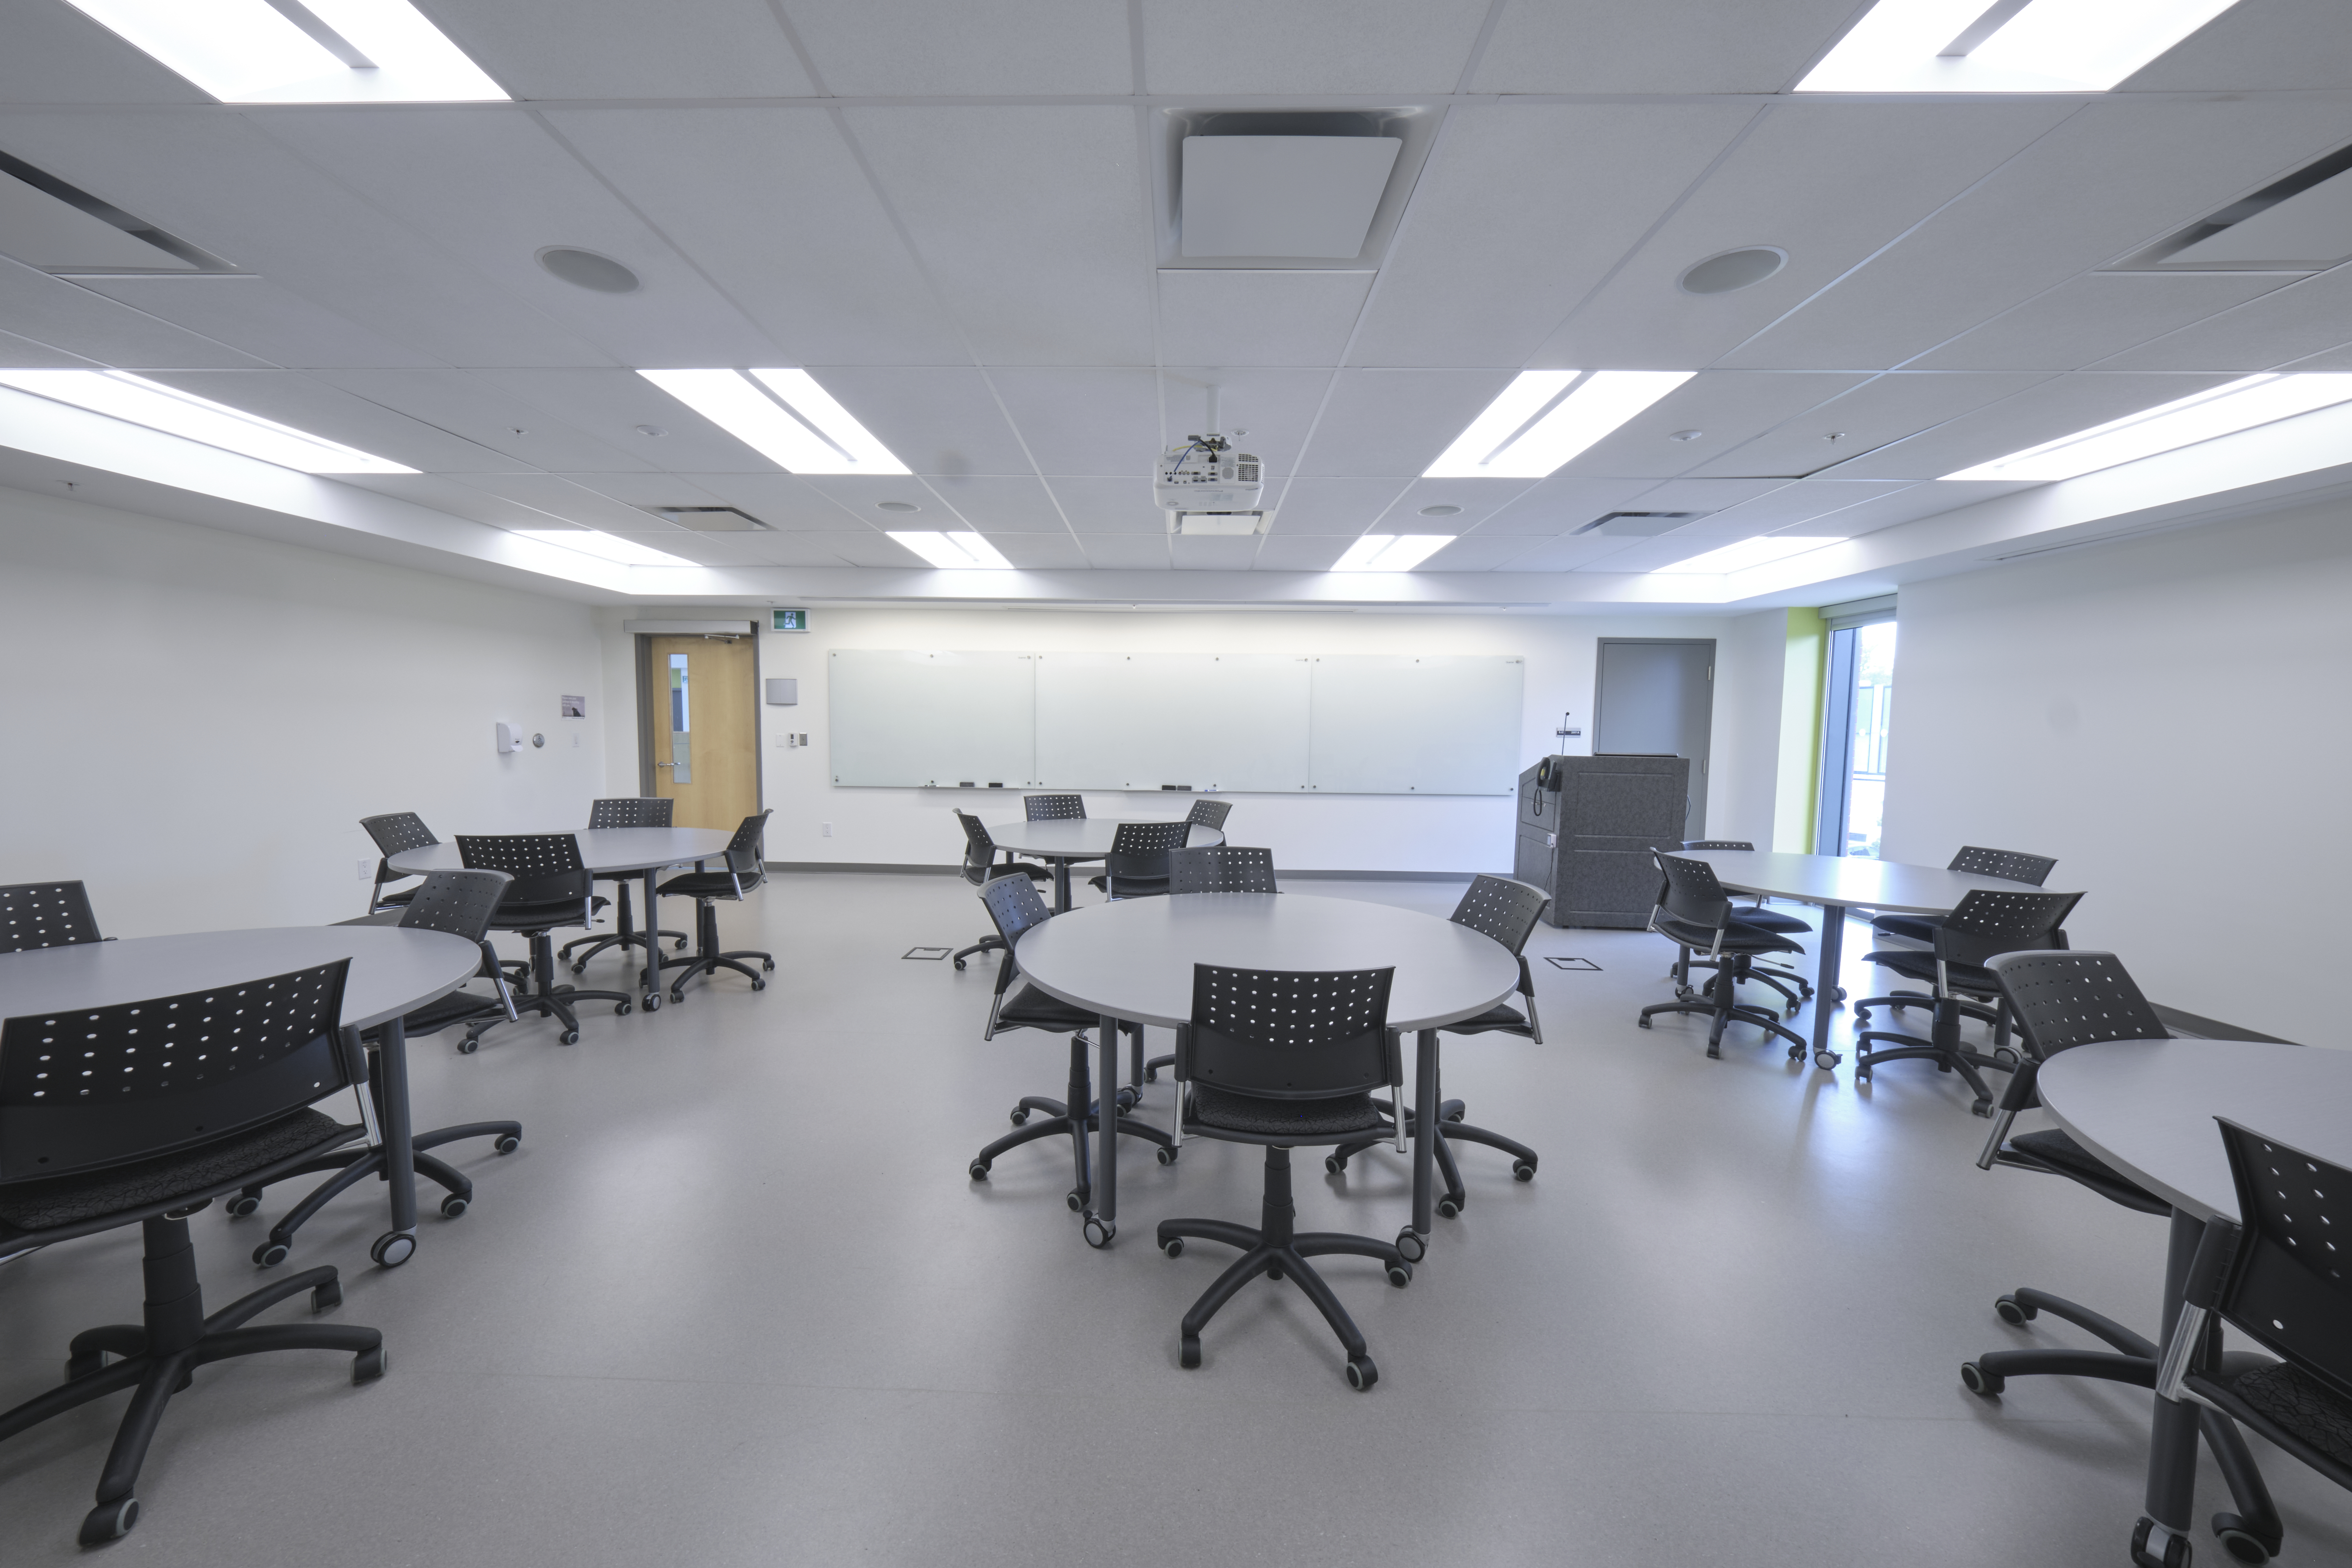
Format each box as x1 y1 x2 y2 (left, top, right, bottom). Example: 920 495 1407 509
358 859 373 881
821 822 833 837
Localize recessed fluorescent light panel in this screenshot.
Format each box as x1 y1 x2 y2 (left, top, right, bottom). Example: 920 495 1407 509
1943 373 2352 482
1656 536 1843 573
638 369 909 477
1798 0 2242 93
1332 534 1454 572
514 530 691 565
0 368 413 472
63 0 507 103
1425 371 1693 479
887 532 1014 570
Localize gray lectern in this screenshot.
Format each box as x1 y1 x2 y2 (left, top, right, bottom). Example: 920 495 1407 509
1512 754 1692 928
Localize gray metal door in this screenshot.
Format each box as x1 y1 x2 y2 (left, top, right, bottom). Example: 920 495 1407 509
1592 638 1715 841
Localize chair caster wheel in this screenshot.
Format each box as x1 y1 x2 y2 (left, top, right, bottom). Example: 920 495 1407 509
1436 1196 1461 1219
1143 1067 1158 1083
952 959 966 971
79 1496 138 1545
1325 1154 1347 1174
1180 1335 1201 1369
763 958 776 971
352 1345 388 1384
643 994 661 1012
495 1133 520 1154
1856 1010 1872 1026
65 1353 104 1380
254 1241 290 1268
1115 1087 1139 1113
1344 1355 1378 1391
458 1035 480 1054
751 979 766 991
968 1160 990 1181
614 1001 633 1015
1971 1099 1994 1117
1705 1043 1721 1059
1637 1018 1653 1029
1387 1263 1412 1289
1815 1050 1842 1069
371 1231 415 1268
1995 1294 2036 1325
1960 1361 2004 1397
2133 1517 2193 1568
1009 1108 1030 1126
1082 1215 1114 1249
559 1029 580 1045
1787 1044 1805 1060
2212 1514 2275 1564
1266 1260 1284 1281
1512 1160 1536 1181
1155 1145 1176 1165
1066 1189 1085 1212
569 962 587 976
1162 1237 1183 1258
1395 1229 1425 1264
439 1194 469 1219
225 1192 261 1218
1994 1046 2020 1067
310 1278 342 1313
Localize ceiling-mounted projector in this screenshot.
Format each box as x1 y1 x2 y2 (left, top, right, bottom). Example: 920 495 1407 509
1156 388 1266 534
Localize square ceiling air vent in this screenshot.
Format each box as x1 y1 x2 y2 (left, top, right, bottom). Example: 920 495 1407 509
647 505 770 532
1181 134 1402 259
1573 510 1707 537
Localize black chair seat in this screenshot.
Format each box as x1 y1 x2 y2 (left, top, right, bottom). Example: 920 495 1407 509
1872 912 1939 944
1445 1000 1532 1035
2220 1359 2352 1470
375 887 417 909
0 1109 356 1234
1657 914 1802 955
381 987 508 1040
1862 947 1997 992
488 896 603 930
1736 907 1811 935
2004 1128 2169 1212
995 983 1100 1035
1189 1084 1387 1138
1088 874 1169 896
657 871 747 899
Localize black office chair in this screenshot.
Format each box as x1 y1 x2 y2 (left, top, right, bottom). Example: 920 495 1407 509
1166 844 1276 895
1329 874 1549 1212
1157 963 1414 1390
1676 840 1816 1008
561 796 689 971
950 810 1049 970
1864 847 2057 1031
1186 798 1232 832
1854 888 2081 1115
966 874 1162 1216
1639 853 1813 1061
655 810 777 1002
454 834 632 1045
358 812 437 916
238 871 526 1269
1087 819 1191 899
1961 951 2282 1564
1024 793 1086 820
0 960 385 1546
2150 1122 2351 1567
0 880 103 951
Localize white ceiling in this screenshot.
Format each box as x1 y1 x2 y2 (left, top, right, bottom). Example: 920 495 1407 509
2 0 2351 602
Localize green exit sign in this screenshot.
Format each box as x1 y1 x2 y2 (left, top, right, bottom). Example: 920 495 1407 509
772 608 809 632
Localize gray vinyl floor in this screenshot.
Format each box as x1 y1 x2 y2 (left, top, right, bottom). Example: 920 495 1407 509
2 874 2345 1566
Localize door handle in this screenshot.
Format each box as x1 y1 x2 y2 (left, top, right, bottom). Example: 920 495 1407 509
654 762 678 769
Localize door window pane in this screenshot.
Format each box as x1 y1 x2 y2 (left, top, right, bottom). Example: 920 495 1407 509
1843 622 1896 859
667 653 693 785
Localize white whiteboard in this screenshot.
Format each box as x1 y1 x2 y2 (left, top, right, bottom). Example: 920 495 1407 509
1035 653 1311 792
1308 656 1524 796
827 650 1035 788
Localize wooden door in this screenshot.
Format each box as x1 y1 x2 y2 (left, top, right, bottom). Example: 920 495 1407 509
647 635 759 831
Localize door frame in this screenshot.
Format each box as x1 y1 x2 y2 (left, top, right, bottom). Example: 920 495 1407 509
1591 636 1716 842
634 631 764 812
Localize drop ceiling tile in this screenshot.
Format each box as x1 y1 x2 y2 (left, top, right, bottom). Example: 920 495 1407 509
0 2 208 103
1046 476 1162 533
1825 373 2241 481
313 370 653 473
1627 477 1794 515
919 475 1068 533
1078 534 1173 569
1533 103 2074 372
1347 103 1754 369
1910 274 2291 371
797 474 970 529
734 532 874 566
802 530 917 569
462 473 676 532
1155 271 1372 366
593 528 760 567
137 371 518 471
1293 369 1516 477
427 0 818 97
978 532 1089 569
2117 0 2352 92
253 109 783 368
845 107 1155 366
803 368 1026 478
1466 477 1656 535
0 257 264 369
1252 535 1356 571
1142 0 1489 93
1494 534 1639 572
1800 480 2038 536
1159 366 1330 478
1555 372 1864 478
1381 477 1542 532
485 369 795 472
559 472 729 509
1696 480 1921 534
0 329 99 368
2096 264 2352 372
1473 0 1866 92
1691 373 2052 478
1171 535 1261 571
546 108 967 366
785 0 1132 94
1720 99 2352 372
1414 534 1538 572
78 278 442 370
1261 476 1412 534
667 473 874 531
342 474 577 530
989 369 1160 476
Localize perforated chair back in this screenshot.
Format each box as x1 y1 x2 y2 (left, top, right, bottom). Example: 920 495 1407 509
1104 819 1191 891
395 869 513 943
1180 963 1398 1102
720 811 771 891
0 958 358 1184
1450 875 1549 955
1654 853 1735 931
359 812 437 856
1934 889 2082 970
1186 799 1232 830
1949 845 2057 885
0 882 102 954
1025 794 1086 821
1168 845 1276 895
954 811 999 886
1683 840 1755 852
1984 951 2167 1059
2212 1120 2352 1402
588 796 673 830
978 873 1053 952
454 834 593 908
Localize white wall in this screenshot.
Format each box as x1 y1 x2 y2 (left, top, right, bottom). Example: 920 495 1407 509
604 605 1753 874
0 486 612 936
1708 608 1792 849
1883 501 2352 1044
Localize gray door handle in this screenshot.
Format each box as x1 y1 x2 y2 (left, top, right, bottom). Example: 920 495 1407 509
654 761 678 768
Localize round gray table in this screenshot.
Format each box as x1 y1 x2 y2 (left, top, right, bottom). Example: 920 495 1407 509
2037 1038 2352 1561
985 818 1221 913
388 827 736 1011
1678 849 2079 1067
1015 892 1519 1251
1 926 481 1258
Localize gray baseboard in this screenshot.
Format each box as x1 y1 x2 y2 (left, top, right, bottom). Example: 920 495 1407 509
767 862 1484 883
2151 1004 2298 1046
